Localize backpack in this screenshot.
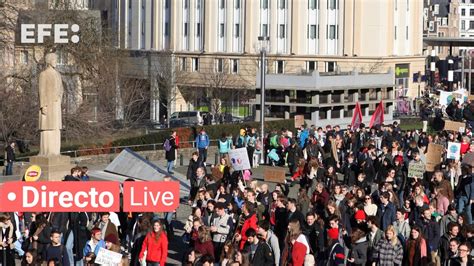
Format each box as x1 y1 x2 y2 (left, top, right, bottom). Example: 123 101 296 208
163 138 172 152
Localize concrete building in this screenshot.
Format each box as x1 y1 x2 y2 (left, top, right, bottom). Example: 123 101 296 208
109 0 425 122
423 0 460 57
255 70 396 126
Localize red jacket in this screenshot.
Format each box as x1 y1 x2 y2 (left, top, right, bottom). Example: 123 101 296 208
291 241 307 266
139 231 168 264
239 213 258 250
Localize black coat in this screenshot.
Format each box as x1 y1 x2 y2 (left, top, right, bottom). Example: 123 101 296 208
5 145 14 162
66 212 89 261
348 238 369 266
247 241 275 266
186 158 205 185
165 137 177 161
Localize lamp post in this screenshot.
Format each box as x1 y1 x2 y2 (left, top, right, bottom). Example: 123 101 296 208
258 36 269 165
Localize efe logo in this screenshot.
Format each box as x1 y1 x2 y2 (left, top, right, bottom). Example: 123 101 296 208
21 24 80 44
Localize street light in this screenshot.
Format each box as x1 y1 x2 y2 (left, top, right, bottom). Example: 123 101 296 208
258 36 269 165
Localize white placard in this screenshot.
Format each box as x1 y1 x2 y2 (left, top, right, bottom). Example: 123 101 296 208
447 142 461 161
95 248 122 265
228 148 251 171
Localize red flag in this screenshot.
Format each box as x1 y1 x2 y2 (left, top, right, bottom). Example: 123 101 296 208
351 102 363 130
369 100 384 128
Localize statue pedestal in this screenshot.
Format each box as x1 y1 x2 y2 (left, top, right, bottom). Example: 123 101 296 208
29 155 73 181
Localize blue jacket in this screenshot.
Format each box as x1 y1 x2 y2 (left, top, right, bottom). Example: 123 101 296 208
299 129 309 148
417 218 440 251
378 202 396 231
196 133 210 149
83 239 106 257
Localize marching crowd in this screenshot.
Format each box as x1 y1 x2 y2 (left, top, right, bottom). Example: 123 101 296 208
1 121 474 265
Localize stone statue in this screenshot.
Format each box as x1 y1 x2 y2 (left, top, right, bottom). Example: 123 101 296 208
38 53 63 156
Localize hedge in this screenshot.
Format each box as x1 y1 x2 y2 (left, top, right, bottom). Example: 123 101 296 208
111 119 295 148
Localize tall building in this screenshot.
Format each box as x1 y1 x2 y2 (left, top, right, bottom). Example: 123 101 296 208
423 0 460 57
110 0 425 122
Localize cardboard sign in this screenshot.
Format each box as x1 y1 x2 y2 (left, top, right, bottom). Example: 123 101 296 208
444 120 466 132
408 161 426 178
24 165 41 182
294 115 305 128
228 148 251 171
211 167 224 180
95 248 122 265
264 167 286 183
447 142 461 161
426 143 444 171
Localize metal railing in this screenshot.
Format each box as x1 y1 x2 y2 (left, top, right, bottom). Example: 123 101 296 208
9 139 220 162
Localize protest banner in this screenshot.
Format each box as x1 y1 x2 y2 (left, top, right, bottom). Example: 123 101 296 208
408 161 425 178
95 248 122 265
294 115 305 128
444 120 466 132
228 148 251 171
447 142 461 161
425 143 444 171
264 167 286 183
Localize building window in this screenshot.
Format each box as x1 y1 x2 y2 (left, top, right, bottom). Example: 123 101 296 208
165 22 170 36
462 20 466 30
165 0 170 8
328 0 336 10
184 0 189 9
196 23 201 37
192 58 199 71
220 0 225 9
306 61 316 72
326 61 335 72
406 26 408 40
309 24 317 39
20 50 28 64
196 0 201 9
429 21 434 31
433 4 439 15
276 60 284 74
232 59 239 73
329 25 336 39
262 24 268 37
279 0 285 9
394 0 397 10
184 22 188 36
309 0 317 9
220 23 225 37
261 0 268 9
462 8 466 16
394 26 397 40
279 24 285 38
235 0 240 9
470 20 474 29
216 58 224 73
235 23 240 37
406 0 409 11
181 57 187 71
57 50 67 65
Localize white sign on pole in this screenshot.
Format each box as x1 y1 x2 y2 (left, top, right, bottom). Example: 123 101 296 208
95 248 122 265
228 148 251 171
447 142 461 161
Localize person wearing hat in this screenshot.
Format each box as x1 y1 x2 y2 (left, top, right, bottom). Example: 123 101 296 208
104 234 121 253
210 202 233 260
83 227 106 264
327 227 345 266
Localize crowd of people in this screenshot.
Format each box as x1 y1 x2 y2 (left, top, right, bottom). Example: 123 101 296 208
1 121 474 266
183 123 474 266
